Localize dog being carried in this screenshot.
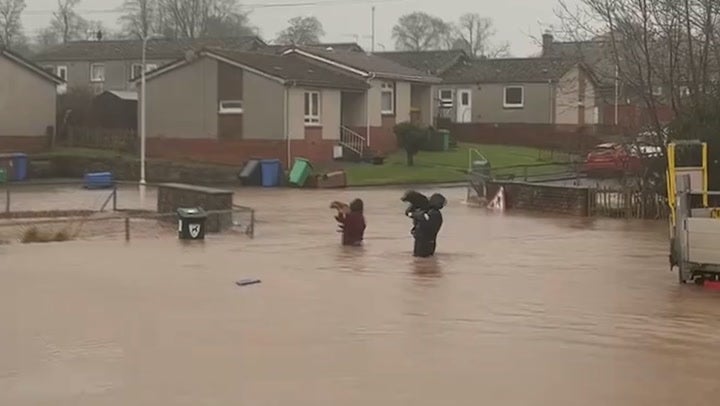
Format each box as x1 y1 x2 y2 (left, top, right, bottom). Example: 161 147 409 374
401 190 446 257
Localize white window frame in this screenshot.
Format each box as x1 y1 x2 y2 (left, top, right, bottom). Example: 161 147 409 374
304 91 320 125
90 63 105 82
380 82 395 115
219 100 244 114
679 86 690 97
56 65 68 80
503 86 524 108
438 89 454 107
131 63 159 79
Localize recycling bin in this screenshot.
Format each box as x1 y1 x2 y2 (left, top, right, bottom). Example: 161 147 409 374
438 129 450 151
260 159 282 187
0 168 6 183
238 159 262 186
288 158 313 187
0 154 14 181
11 153 27 181
177 207 208 240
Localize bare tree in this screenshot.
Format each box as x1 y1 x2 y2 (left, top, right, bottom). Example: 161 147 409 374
158 0 252 39
453 13 510 58
392 12 452 51
275 16 324 45
51 0 87 43
0 0 25 47
119 0 157 39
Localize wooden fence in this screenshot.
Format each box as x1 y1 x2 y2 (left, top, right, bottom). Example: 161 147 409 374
65 127 138 153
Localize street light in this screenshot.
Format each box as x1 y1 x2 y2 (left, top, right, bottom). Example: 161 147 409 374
139 35 159 207
140 35 152 186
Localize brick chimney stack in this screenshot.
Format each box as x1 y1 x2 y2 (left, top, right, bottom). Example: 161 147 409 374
541 31 553 56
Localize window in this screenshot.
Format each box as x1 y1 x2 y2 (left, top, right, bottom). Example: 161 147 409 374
56 66 68 81
131 63 159 79
380 82 394 115
219 100 243 114
439 89 453 107
461 92 469 105
503 86 524 108
304 91 320 124
90 63 105 82
652 86 663 96
679 86 690 97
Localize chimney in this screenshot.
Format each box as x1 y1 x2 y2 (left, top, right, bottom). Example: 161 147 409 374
542 31 553 56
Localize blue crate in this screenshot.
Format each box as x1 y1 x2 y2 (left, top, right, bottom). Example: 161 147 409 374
83 171 114 189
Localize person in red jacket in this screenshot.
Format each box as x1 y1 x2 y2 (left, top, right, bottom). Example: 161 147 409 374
334 198 366 246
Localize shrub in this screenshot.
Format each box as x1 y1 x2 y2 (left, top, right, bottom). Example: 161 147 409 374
394 122 429 166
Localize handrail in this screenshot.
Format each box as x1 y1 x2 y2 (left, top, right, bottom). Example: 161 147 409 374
340 125 366 156
467 148 488 173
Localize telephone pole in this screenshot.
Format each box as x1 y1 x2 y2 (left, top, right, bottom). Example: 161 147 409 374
371 6 376 53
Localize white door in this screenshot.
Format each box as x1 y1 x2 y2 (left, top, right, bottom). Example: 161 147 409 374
456 89 472 123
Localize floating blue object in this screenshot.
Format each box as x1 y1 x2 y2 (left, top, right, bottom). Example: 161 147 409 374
236 279 261 286
84 171 114 189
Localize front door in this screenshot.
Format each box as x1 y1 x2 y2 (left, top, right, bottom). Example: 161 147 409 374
456 89 472 123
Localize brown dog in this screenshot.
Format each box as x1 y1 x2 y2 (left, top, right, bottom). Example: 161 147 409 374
329 200 350 214
330 201 350 233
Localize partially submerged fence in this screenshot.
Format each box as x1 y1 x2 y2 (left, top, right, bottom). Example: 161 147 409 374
0 181 255 244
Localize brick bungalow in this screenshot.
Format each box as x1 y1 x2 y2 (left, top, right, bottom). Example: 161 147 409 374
0 48 64 153
282 46 441 156
136 48 369 166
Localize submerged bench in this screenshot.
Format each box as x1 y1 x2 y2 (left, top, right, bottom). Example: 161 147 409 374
156 183 234 233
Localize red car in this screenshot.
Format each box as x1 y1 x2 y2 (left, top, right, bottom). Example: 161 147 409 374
581 143 645 176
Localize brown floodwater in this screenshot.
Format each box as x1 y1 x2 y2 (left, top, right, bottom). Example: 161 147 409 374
1 185 720 405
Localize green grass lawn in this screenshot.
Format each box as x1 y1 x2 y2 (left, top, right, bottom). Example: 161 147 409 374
343 143 574 186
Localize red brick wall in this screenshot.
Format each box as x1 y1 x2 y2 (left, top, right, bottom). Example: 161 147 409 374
147 130 337 167
448 123 607 154
350 116 399 156
0 136 49 153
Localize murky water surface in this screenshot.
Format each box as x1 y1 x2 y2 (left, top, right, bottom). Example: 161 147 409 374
1 185 719 405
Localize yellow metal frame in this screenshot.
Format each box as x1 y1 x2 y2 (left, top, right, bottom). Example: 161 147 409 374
667 141 708 225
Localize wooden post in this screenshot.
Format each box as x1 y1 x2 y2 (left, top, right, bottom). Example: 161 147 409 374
112 187 117 211
249 209 255 238
5 186 9 213
125 217 130 241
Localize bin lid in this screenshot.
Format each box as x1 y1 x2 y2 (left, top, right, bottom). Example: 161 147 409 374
260 159 281 164
293 157 313 167
177 207 207 217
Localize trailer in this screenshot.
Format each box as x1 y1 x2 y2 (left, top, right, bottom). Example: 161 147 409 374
666 140 720 283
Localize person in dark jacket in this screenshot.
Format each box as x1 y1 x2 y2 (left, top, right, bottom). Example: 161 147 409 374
334 198 366 246
407 193 446 257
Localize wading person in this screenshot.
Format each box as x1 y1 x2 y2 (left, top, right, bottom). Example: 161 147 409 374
331 198 366 246
406 193 446 257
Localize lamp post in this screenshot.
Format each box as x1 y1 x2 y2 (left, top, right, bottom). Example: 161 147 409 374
140 35 149 186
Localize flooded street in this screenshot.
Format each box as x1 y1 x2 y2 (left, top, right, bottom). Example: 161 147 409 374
2 186 720 405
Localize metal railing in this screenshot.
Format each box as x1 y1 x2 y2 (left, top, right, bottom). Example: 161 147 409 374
0 180 256 241
340 125 366 156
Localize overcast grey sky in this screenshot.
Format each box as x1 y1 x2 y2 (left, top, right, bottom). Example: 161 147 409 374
22 0 575 56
